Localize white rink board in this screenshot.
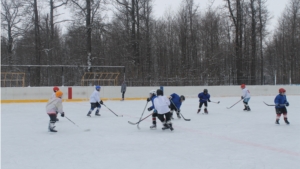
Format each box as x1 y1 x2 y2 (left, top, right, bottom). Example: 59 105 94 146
1 85 300 101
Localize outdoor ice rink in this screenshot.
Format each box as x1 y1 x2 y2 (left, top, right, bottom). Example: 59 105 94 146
2 96 300 169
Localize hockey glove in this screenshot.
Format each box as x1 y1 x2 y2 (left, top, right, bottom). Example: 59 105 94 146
286 102 289 107
100 100 103 105
241 96 244 99
147 98 150 102
61 112 65 117
208 99 211 102
147 107 153 111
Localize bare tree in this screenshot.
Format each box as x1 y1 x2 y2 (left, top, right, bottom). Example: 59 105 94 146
1 0 27 66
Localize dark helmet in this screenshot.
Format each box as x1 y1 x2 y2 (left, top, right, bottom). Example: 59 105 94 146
204 89 208 94
180 95 185 101
156 89 163 96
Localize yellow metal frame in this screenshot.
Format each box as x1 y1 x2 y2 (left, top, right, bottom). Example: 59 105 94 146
1 72 25 87
81 72 120 86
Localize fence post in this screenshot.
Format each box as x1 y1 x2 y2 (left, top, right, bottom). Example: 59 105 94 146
62 67 64 86
28 66 31 87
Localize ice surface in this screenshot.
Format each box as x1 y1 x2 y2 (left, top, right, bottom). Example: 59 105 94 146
1 96 300 169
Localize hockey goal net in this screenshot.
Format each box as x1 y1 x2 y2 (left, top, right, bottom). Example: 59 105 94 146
1 72 25 87
81 72 120 86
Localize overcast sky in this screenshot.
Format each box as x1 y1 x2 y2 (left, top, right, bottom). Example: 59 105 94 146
59 0 291 34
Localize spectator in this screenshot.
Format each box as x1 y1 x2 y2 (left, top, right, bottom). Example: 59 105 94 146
121 81 127 101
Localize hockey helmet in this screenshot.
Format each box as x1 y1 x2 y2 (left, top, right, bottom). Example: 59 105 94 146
53 86 59 92
180 95 185 101
203 89 208 94
95 85 101 91
241 84 246 89
279 88 286 93
156 89 163 96
56 90 63 98
149 90 156 96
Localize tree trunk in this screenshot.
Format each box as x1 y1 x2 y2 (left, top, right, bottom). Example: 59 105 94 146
34 0 41 86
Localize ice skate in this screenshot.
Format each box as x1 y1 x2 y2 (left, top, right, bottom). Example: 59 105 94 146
87 111 91 117
246 106 251 111
150 124 156 129
95 110 100 116
48 122 57 132
197 109 201 114
284 118 290 125
169 124 174 131
275 119 280 124
162 124 170 130
203 108 208 114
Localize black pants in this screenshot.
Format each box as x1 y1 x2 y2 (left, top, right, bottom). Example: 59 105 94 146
199 102 207 108
275 107 287 114
122 92 125 99
48 114 57 123
169 103 177 111
157 112 171 123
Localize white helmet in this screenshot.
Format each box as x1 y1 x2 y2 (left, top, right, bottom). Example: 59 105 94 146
149 90 156 95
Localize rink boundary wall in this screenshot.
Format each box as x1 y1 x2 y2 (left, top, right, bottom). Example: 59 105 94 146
1 85 300 103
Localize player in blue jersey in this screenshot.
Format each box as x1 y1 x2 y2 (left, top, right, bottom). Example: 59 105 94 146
147 90 158 129
274 88 290 125
168 93 185 119
197 89 210 114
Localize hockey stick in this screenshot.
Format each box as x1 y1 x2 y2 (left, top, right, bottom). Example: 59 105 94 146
128 113 153 125
170 100 191 121
263 102 286 106
137 102 149 129
65 116 90 132
226 99 243 109
211 101 220 104
102 103 123 117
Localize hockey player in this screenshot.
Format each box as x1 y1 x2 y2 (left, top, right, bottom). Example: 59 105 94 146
87 85 103 117
153 89 173 131
46 90 65 132
147 90 157 129
274 88 290 125
169 93 185 119
197 89 210 114
241 84 251 111
50 86 60 121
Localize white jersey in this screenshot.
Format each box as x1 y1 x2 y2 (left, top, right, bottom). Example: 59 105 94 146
50 93 56 100
153 96 170 114
46 97 63 115
242 88 251 99
90 90 100 103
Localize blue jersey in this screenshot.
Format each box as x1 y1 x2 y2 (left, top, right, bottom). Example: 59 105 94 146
170 93 182 109
148 95 157 110
274 94 288 108
198 92 210 102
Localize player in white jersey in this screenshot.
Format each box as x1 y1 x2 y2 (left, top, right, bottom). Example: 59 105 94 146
241 84 251 111
46 90 65 132
87 85 103 117
50 86 60 121
153 89 173 131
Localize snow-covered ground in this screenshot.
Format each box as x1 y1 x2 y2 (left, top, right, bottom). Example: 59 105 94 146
2 96 300 169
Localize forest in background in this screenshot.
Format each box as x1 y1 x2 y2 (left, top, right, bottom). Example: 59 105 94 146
1 0 300 86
